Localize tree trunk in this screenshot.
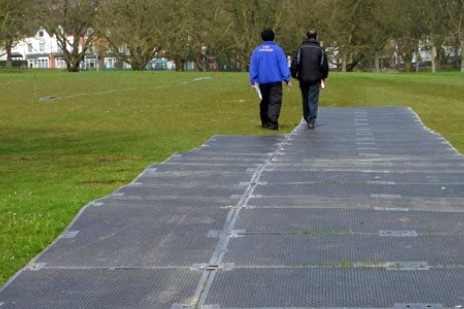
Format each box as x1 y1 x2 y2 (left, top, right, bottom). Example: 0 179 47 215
431 45 436 73
131 63 145 71
461 39 464 73
415 49 420 72
341 51 347 72
5 41 13 69
436 46 442 71
175 58 185 72
454 40 461 70
347 58 359 72
67 62 80 72
195 55 205 72
66 55 82 72
374 52 380 72
130 57 149 71
403 54 413 72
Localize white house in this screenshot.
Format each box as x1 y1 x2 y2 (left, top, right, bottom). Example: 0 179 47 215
0 27 118 70
1 27 70 69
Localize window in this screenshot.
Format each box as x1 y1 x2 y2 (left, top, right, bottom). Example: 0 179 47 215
57 58 66 69
38 58 48 68
39 43 45 52
28 44 33 52
105 57 116 69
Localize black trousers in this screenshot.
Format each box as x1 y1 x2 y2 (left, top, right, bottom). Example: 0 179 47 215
299 81 320 124
259 82 283 127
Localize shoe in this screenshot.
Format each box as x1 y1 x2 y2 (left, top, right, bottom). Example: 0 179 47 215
262 123 271 129
308 122 315 129
269 124 279 130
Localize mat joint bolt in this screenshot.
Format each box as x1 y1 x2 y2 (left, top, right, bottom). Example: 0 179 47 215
190 263 235 271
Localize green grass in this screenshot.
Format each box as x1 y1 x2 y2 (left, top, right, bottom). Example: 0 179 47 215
1 70 463 285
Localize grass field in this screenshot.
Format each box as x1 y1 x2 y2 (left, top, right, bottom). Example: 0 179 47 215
0 70 463 285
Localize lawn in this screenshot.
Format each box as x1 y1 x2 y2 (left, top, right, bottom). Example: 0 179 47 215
0 70 463 285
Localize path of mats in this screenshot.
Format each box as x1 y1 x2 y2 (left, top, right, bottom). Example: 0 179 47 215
1 107 464 308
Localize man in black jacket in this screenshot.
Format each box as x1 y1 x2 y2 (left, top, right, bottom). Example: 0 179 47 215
291 30 329 129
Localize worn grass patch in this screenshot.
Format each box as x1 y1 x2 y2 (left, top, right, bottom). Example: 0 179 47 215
0 70 463 285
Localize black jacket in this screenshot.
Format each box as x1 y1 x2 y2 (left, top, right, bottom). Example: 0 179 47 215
290 39 329 84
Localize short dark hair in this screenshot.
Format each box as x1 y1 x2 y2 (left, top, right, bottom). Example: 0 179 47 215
306 30 317 39
261 28 275 41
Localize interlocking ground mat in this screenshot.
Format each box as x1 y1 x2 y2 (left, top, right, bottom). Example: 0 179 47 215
2 107 464 308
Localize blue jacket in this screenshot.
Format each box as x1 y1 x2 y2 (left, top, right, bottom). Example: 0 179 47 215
249 41 291 85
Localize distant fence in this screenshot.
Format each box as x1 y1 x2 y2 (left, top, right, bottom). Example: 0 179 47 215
0 60 28 68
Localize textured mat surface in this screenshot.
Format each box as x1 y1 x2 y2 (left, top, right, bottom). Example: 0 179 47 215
1 107 464 308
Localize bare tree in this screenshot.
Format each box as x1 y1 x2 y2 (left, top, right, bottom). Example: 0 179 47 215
0 0 36 68
325 0 384 71
444 0 464 72
385 0 425 72
97 0 168 71
363 0 397 72
37 0 99 72
201 0 237 71
187 0 233 71
221 0 287 71
278 0 330 54
167 0 237 71
161 0 200 71
3 0 463 73
416 0 449 72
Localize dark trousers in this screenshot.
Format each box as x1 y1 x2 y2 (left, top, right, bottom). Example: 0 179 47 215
259 82 283 127
299 81 320 123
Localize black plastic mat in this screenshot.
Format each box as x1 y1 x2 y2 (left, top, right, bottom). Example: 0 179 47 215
2 107 464 309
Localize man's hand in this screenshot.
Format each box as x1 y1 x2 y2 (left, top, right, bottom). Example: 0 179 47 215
286 81 293 89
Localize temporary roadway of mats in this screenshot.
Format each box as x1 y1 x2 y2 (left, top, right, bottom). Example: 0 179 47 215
1 107 464 308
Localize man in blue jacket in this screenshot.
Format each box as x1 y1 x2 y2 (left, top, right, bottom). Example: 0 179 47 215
250 28 292 130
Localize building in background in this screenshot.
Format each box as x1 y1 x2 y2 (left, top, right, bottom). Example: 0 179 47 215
1 28 175 70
